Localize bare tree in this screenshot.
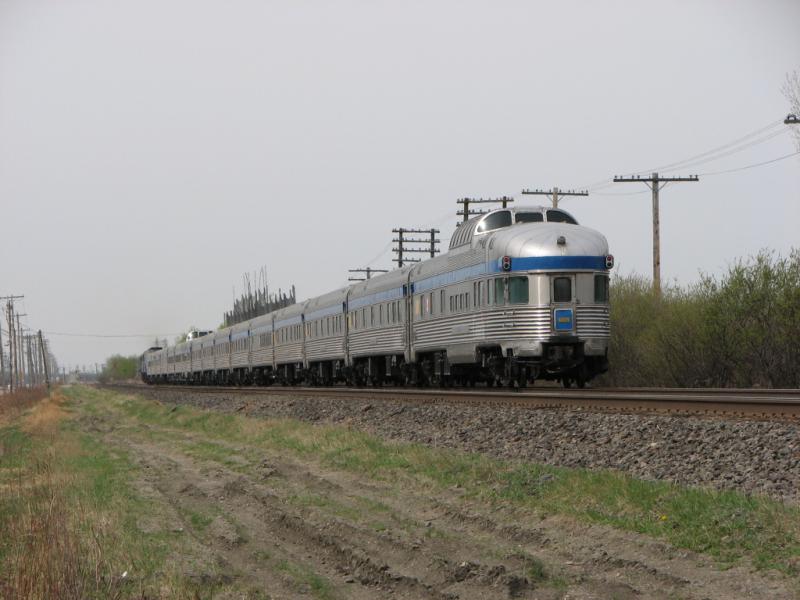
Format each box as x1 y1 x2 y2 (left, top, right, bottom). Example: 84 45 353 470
783 70 800 150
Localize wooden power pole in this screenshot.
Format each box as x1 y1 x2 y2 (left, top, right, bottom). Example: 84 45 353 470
392 228 440 267
15 314 27 387
1 296 23 391
612 173 699 294
456 196 514 225
38 330 50 390
521 187 588 208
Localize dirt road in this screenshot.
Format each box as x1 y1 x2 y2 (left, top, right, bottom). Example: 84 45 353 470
73 388 798 599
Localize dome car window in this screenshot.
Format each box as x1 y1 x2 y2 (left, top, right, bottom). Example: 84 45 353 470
515 212 544 223
477 211 512 233
546 210 577 224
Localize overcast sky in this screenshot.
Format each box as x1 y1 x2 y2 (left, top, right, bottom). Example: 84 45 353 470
1 0 798 370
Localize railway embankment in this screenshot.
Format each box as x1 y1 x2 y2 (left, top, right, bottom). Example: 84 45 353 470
5 385 800 598
131 386 800 503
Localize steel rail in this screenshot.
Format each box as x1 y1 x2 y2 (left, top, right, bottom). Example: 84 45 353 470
105 383 800 420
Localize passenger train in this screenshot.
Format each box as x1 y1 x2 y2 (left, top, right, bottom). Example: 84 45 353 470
141 206 612 388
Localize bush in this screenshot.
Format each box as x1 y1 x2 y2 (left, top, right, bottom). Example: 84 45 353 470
602 249 800 388
98 355 139 382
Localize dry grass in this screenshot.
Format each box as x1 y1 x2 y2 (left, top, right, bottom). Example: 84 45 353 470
21 390 70 434
0 387 50 426
1 461 126 600
0 390 129 600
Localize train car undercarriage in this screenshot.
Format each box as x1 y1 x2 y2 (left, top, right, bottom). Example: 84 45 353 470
145 344 608 389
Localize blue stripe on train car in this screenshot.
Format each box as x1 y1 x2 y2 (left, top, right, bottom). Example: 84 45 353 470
495 255 607 272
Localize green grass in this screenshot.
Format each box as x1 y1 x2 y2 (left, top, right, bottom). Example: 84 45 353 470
276 559 337 600
85 386 800 575
0 388 216 598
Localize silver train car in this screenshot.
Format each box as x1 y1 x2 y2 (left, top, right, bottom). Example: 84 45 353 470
142 206 612 388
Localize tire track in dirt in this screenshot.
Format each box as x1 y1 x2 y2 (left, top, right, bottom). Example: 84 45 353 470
112 434 554 599
82 401 799 600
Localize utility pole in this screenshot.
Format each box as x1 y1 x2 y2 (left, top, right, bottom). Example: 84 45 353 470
612 173 699 294
38 330 50 390
0 322 5 390
348 268 389 281
25 336 34 387
16 314 27 388
456 196 514 225
392 228 440 267
521 187 588 208
32 335 41 385
1 296 23 392
7 304 15 392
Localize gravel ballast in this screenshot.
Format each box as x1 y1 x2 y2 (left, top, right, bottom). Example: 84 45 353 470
129 387 800 503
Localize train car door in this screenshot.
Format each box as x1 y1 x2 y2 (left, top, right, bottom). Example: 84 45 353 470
550 274 576 335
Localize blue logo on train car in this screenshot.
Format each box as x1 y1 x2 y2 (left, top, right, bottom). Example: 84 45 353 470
554 308 574 331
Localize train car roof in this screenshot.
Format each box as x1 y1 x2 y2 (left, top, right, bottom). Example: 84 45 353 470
249 312 273 331
272 299 307 321
304 287 349 313
348 265 412 300
449 206 580 251
229 320 253 335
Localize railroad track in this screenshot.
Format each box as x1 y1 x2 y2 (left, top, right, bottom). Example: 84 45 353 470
104 383 800 420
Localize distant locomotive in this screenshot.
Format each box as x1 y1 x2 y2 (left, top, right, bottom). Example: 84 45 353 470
142 206 612 388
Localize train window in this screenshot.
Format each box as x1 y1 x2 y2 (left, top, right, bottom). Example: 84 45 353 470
509 277 529 303
553 277 572 302
429 293 433 316
466 292 470 309
449 296 454 312
515 211 544 223
546 210 578 225
477 210 512 233
594 275 609 303
494 278 506 305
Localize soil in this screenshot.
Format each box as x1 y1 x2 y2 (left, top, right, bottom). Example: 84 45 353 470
82 389 799 599
131 386 800 502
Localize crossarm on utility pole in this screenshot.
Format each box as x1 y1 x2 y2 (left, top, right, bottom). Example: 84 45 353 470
612 173 699 294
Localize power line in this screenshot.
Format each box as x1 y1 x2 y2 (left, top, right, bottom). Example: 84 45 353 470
44 331 181 338
698 149 800 176
631 119 787 175
656 128 790 174
572 118 788 192
593 189 650 196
